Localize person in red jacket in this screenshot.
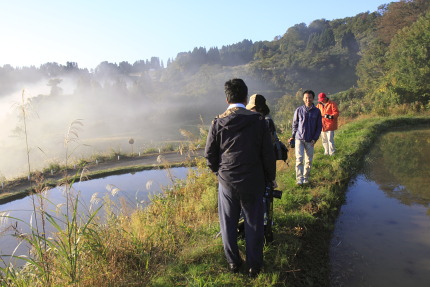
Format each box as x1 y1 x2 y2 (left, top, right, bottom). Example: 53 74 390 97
316 93 339 156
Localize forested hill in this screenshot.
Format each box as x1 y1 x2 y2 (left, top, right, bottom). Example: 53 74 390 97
1 0 429 131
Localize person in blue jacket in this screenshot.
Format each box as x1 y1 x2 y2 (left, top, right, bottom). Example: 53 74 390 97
205 78 276 278
288 90 322 185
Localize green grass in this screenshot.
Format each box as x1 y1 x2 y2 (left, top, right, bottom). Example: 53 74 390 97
1 116 429 286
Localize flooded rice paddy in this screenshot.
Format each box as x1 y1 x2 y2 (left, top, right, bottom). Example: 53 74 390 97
330 128 430 286
0 167 190 267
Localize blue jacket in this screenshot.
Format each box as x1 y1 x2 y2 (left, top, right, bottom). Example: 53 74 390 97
292 104 322 142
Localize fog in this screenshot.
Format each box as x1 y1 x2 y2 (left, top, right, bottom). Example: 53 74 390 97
0 58 280 180
0 74 230 180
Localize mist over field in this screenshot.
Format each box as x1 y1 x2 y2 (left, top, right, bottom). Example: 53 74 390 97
0 72 231 180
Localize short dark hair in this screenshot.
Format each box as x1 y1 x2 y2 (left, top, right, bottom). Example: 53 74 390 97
225 78 248 103
303 90 315 99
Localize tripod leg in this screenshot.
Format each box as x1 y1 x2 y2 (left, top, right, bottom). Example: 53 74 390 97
264 197 274 243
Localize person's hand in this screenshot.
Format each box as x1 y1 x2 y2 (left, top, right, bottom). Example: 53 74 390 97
272 180 278 188
310 140 316 146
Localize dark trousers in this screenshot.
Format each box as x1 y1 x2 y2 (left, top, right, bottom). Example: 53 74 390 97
218 182 264 269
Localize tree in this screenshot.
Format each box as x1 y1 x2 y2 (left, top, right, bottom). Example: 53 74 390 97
383 11 430 104
207 47 221 64
118 61 132 74
150 57 161 70
40 62 62 77
341 31 359 53
47 78 63 96
279 23 308 54
377 0 430 44
356 39 388 93
132 60 149 73
65 62 79 71
94 61 118 79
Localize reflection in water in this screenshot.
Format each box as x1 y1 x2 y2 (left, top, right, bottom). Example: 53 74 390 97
330 129 430 287
0 167 190 267
363 129 430 208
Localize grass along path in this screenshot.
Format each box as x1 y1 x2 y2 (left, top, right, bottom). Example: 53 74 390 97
142 116 430 286
1 116 429 286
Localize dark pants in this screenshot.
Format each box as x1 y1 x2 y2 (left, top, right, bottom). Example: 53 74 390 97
218 182 264 269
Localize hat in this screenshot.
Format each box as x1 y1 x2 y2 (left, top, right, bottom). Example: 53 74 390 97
318 93 328 102
246 94 267 110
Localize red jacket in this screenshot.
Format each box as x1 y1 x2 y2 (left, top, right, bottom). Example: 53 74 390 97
316 100 339 131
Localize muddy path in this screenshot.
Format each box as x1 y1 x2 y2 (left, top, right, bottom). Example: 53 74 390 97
0 149 205 204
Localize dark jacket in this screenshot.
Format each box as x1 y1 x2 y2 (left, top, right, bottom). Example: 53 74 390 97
204 107 276 198
265 115 278 144
292 104 322 142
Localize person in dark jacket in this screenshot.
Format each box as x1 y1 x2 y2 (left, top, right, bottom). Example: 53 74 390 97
246 93 278 241
246 94 278 146
288 90 322 185
205 79 276 278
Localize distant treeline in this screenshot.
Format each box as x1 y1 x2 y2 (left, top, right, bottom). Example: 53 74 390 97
1 0 429 123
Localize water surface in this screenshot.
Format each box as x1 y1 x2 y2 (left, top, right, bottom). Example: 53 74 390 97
330 129 430 287
0 167 190 266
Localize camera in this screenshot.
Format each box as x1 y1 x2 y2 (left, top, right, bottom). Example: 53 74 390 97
272 189 283 199
264 186 283 199
289 140 295 148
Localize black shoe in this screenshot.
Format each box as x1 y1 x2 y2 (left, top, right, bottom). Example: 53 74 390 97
228 262 241 273
248 267 261 278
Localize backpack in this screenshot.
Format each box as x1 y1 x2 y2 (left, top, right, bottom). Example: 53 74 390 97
274 140 288 162
265 116 288 162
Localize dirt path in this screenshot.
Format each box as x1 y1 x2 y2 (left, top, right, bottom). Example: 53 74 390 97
0 149 205 204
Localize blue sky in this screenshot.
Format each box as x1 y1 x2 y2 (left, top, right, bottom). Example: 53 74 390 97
0 0 387 70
